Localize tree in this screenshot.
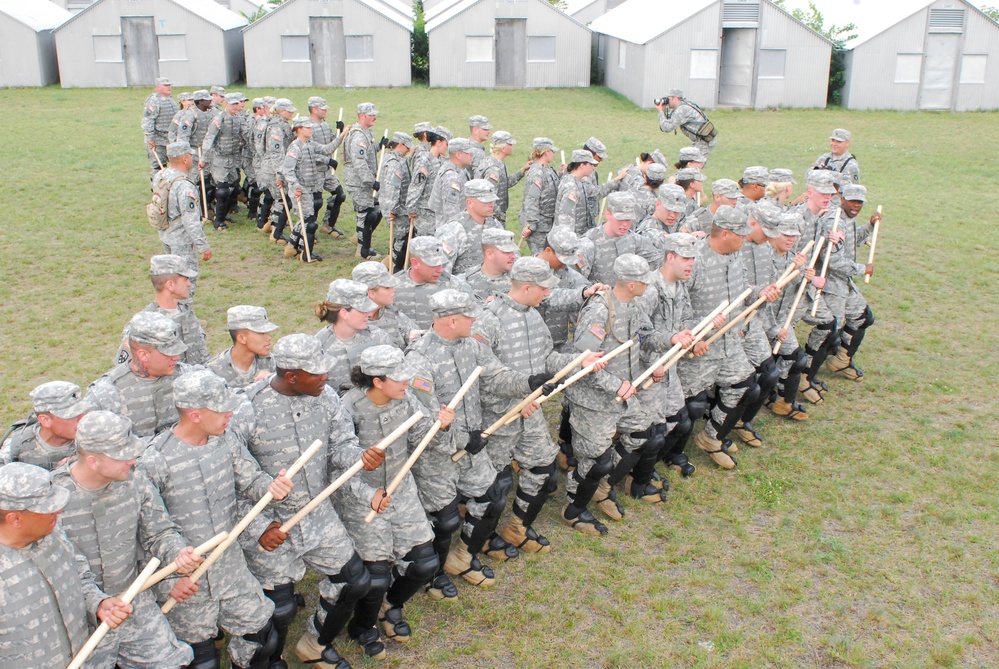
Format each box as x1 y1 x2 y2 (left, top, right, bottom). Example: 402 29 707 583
411 1 429 83
775 0 858 106
981 5 999 22
548 0 569 8
241 0 287 23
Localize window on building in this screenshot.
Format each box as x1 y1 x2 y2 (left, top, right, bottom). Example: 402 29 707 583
345 35 374 61
618 41 626 69
597 36 606 61
690 49 717 79
158 35 187 62
960 54 986 84
93 35 122 62
281 35 310 62
466 35 493 62
758 48 786 78
894 53 922 83
528 36 556 62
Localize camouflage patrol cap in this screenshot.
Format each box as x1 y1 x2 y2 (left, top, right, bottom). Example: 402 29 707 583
192 89 212 102
271 334 335 375
273 98 297 113
225 92 247 104
481 227 519 253
806 170 837 194
533 137 558 152
769 168 796 184
166 141 196 159
75 411 145 460
646 163 668 182
667 88 684 98
649 149 669 167
547 226 580 265
606 191 637 221
156 77 173 86
778 212 803 237
0 463 70 514
490 130 516 146
127 312 188 356
430 289 481 318
469 115 492 129
414 122 433 135
583 137 607 160
359 345 415 382
830 128 851 141
449 138 474 154
463 179 498 202
678 146 706 163
614 254 654 284
179 92 194 102
392 131 414 148
150 254 198 278
841 184 867 202
173 370 241 412
251 98 265 110
353 261 399 289
408 237 447 267
210 85 226 95
262 96 277 107
357 102 379 116
30 381 90 419
510 256 559 288
713 206 752 236
326 279 378 312
571 149 598 165
433 126 453 141
227 305 279 333
656 184 687 213
292 117 313 130
751 201 784 238
675 167 705 182
307 96 329 110
742 166 770 186
663 232 699 258
711 178 740 198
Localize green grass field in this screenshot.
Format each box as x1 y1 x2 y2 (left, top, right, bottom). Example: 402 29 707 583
1 85 997 668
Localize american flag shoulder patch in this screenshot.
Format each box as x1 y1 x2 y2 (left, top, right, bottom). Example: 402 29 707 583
440 239 454 254
567 193 577 203
533 178 543 188
473 332 490 346
412 377 433 393
589 324 605 339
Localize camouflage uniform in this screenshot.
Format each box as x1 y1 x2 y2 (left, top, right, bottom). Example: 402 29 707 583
428 160 468 230
461 267 511 303
406 149 441 236
142 91 178 174
306 113 347 230
379 148 412 266
436 211 503 275
156 165 209 281
280 127 338 256
175 104 211 183
519 162 560 255
316 325 394 394
392 267 473 331
0 381 89 470
206 349 274 388
116 301 210 367
201 104 248 229
657 98 718 158
343 123 378 213
582 225 660 285
476 152 526 225
555 172 592 236
260 112 295 234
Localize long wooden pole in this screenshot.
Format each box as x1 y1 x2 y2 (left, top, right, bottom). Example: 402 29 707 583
403 217 415 269
810 208 842 316
197 148 209 223
331 107 344 165
533 338 634 411
372 129 389 200
596 171 613 225
773 237 826 355
138 532 228 594
865 205 882 284
296 196 312 263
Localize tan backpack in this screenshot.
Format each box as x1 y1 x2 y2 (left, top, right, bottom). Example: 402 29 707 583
147 171 187 231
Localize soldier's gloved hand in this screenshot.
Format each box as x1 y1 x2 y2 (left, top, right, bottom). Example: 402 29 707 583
540 382 557 396
372 180 381 192
379 136 390 149
528 373 554 391
258 521 289 552
464 430 488 455
336 120 345 132
360 446 386 470
97 597 133 629
329 158 338 170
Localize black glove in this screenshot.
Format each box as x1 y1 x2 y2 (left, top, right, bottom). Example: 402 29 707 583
464 430 487 455
527 373 554 391
335 120 345 131
541 382 557 396
378 136 390 149
371 180 380 192
329 158 338 170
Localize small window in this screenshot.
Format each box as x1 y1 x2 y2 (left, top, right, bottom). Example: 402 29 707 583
158 35 187 62
93 35 122 62
466 35 493 62
758 48 785 78
281 35 310 62
960 54 986 84
528 36 556 62
618 41 626 69
345 35 374 61
894 53 922 84
690 49 717 79
597 36 606 61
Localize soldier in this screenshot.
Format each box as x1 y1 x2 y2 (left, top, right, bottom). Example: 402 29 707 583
175 91 214 191
461 228 519 302
207 305 279 388
314 278 393 393
581 192 660 283
736 166 769 211
209 85 226 113
406 126 449 237
379 131 414 272
436 179 504 275
555 149 599 236
233 335 388 666
765 168 796 210
89 311 196 438
52 411 195 669
428 137 475 231
476 130 529 225
0 462 132 669
142 77 178 179
707 178 740 219
167 92 192 142
344 102 385 259
115 255 209 367
655 88 718 158
279 117 338 263
518 137 561 256
812 128 860 187
580 137 626 226
153 142 212 296
466 115 492 177
632 162 667 221
636 183 688 256
242 98 269 222
139 370 293 669
307 96 348 239
250 98 275 232
338 345 451 655
673 146 707 173
1 381 90 470
675 166 706 214
410 121 433 161
392 237 472 331
200 92 249 231
260 98 296 244
353 261 421 350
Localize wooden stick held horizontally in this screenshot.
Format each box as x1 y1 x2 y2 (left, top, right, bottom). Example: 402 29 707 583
865 205 882 284
139 532 228 594
534 339 635 410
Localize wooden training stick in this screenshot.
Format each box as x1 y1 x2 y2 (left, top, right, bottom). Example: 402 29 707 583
810 208 842 316
865 205 882 284
403 216 416 269
280 409 429 532
534 339 634 410
67 558 162 669
139 532 228 594
382 216 395 271
368 367 483 512
596 172 614 225
773 237 826 355
560 150 566 169
296 196 312 263
330 107 344 166
197 148 209 223
161 439 324 613
152 149 165 171
372 129 389 200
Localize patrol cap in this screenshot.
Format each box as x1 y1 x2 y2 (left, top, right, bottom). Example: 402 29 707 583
583 137 607 160
769 168 796 184
430 289 481 318
179 91 194 102
307 96 329 110
433 126 453 141
463 179 498 202
414 121 433 134
481 227 518 253
29 381 90 419
547 226 580 266
667 88 684 98
353 261 399 289
510 256 559 288
606 191 637 221
271 334 335 375
0 463 69 514
571 149 598 165
841 184 867 202
173 370 241 412
262 96 277 107
251 98 266 110
408 237 447 267
210 85 226 95
646 163 668 182
357 102 379 116
156 77 173 86
807 170 837 194
713 205 752 236
392 131 414 149
225 92 247 104
128 312 188 356
150 254 198 278
830 128 851 141
656 184 687 213
675 167 705 182
359 345 415 382
650 149 669 167
614 254 654 284
448 137 474 154
326 279 378 312
292 117 313 130
742 166 770 186
227 305 279 333
166 140 196 159
533 137 558 152
273 98 296 113
469 115 492 129
490 130 516 146
778 212 804 236
711 178 740 198
192 89 212 102
678 146 706 163
751 201 783 238
75 411 145 460
663 232 699 258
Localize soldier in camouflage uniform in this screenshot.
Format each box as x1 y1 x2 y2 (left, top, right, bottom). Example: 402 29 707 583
466 115 492 177
428 137 476 232
175 92 214 193
353 262 421 350
436 179 504 275
636 183 688 257
1 381 90 470
555 149 599 235
391 237 473 330
379 131 414 272
736 166 769 211
702 179 740 233
582 192 661 283
306 96 348 239
411 121 433 161
675 166 707 216
655 88 718 158
232 335 389 666
0 463 132 669
154 143 212 298
461 227 519 302
811 128 860 195
338 346 450 655
314 279 393 394
475 130 529 225
259 98 296 244
344 102 385 259
631 162 667 221
200 92 249 231
167 92 191 143
580 137 626 226
52 411 194 669
142 77 178 179
139 370 293 669
89 312 196 438
765 168 797 211
209 85 226 113
280 117 341 263
519 138 561 255
207 305 279 388
406 126 449 237
242 98 268 221
250 98 275 232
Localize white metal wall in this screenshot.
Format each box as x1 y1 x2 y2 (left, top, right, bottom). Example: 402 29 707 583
638 3 721 110
0 20 49 86
429 0 496 87
521 0 590 88
955 7 999 111
754 0 829 109
842 8 929 110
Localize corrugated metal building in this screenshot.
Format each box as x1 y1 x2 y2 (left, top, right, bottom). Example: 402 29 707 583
590 0 832 109
52 0 264 14
426 0 592 89
842 0 999 111
562 0 625 26
0 0 71 87
54 0 246 87
243 0 413 88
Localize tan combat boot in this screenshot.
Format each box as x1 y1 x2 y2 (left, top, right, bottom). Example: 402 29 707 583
799 375 824 404
282 243 300 258
825 347 864 381
497 514 551 554
694 430 736 469
443 538 495 587
294 632 351 668
731 421 764 448
593 478 624 521
770 399 809 421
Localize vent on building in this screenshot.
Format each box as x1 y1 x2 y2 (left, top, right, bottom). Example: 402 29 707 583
928 8 965 32
722 1 760 27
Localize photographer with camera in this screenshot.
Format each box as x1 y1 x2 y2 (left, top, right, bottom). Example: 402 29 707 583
654 88 718 160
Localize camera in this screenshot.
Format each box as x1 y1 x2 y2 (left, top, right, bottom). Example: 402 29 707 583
653 97 667 106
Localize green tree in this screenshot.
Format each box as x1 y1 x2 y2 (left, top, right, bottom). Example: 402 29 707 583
980 5 999 21
411 0 429 83
548 0 569 8
240 0 287 23
775 0 858 106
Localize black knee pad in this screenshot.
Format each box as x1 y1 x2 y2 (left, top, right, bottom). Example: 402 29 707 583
402 541 439 582
668 406 692 439
432 497 462 536
731 373 761 410
860 305 875 328
365 560 393 594
363 208 381 229
756 357 779 393
328 552 371 602
263 583 298 628
684 391 709 422
588 448 615 480
312 192 323 212
334 187 347 205
816 317 841 352
186 638 220 669
789 348 808 374
242 619 279 668
639 426 666 454
477 465 513 512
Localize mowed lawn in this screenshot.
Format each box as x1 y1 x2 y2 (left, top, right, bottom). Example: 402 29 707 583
1 85 997 668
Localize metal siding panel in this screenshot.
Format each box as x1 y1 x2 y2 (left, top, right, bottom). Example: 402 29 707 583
345 0 411 87
754 1 829 108
955 8 999 110
639 7 720 109
0 21 43 86
523 0 590 88
244 0 314 87
429 0 495 88
844 9 928 109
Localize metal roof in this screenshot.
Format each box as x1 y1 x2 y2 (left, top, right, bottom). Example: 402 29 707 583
58 0 247 32
0 0 72 31
244 0 413 33
426 0 591 33
588 0 715 45
562 0 601 16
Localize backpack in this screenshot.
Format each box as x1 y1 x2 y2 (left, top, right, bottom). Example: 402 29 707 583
681 100 718 143
147 170 187 231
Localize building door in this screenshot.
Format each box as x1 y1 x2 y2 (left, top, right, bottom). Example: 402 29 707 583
121 17 158 86
310 17 346 87
919 33 959 110
495 19 526 88
718 27 755 106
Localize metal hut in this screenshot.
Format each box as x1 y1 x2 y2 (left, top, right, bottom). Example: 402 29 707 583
0 0 72 86
562 0 625 26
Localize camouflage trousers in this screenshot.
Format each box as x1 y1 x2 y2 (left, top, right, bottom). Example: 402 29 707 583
147 144 168 174
565 394 653 494
455 447 498 539
483 407 559 518
524 226 552 257
742 320 773 367
823 284 869 349
642 368 686 424
796 288 836 362
345 180 375 212
774 327 802 379
676 345 754 439
335 475 433 568
208 158 240 186
93 589 192 669
413 208 437 237
387 215 411 262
